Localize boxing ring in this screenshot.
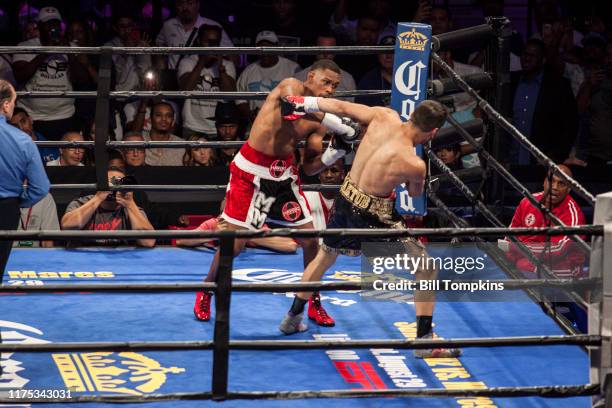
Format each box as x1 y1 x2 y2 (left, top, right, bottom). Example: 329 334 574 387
1 17 611 407
0 243 599 407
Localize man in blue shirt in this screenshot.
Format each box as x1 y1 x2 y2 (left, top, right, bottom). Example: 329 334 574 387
0 80 50 278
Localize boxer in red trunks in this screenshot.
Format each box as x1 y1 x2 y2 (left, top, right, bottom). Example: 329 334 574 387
194 59 361 323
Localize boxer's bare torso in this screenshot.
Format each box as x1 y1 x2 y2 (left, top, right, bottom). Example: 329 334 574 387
349 107 426 198
248 78 325 158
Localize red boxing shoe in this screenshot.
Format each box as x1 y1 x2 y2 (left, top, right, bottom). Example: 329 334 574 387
194 291 212 321
308 293 335 327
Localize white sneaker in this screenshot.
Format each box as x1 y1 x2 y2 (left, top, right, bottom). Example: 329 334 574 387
279 312 308 335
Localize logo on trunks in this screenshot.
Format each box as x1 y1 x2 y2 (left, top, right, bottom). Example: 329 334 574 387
282 201 302 221
251 191 275 228
398 29 428 51
269 160 287 178
524 213 536 227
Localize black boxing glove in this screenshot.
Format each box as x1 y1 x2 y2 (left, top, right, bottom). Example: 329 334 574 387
339 117 362 142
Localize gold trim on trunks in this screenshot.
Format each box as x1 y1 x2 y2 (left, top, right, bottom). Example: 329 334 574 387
339 175 395 222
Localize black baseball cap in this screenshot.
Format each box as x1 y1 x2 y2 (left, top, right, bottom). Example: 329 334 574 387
209 102 241 125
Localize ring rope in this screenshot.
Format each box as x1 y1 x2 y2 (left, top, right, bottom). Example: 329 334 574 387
2 20 601 402
0 225 602 241
46 184 341 192
0 335 600 353
444 113 591 253
14 73 492 100
0 278 599 293
427 191 472 229
0 24 496 57
16 89 391 100
0 45 395 56
426 151 591 309
431 51 596 205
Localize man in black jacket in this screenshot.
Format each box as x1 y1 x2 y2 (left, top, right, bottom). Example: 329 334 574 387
507 39 578 164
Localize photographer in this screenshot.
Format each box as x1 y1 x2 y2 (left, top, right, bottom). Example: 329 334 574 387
61 167 156 247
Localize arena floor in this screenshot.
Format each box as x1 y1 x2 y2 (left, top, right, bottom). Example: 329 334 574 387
0 247 589 407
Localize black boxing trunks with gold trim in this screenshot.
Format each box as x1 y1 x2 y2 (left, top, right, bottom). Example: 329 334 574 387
322 175 406 256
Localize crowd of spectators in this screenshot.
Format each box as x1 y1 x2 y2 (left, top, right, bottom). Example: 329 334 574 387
0 1 608 169
0 0 609 259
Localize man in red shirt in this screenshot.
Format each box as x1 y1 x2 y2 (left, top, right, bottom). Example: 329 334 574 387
505 164 586 277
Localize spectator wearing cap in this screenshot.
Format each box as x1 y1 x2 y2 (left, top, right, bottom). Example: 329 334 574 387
179 25 237 139
236 31 301 119
355 32 395 107
155 0 233 70
12 7 90 141
211 102 244 165
295 31 356 102
9 107 59 164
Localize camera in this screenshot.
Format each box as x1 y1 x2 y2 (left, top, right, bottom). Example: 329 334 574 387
106 175 137 201
49 27 62 43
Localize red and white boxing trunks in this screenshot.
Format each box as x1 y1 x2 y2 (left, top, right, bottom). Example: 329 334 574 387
221 143 313 230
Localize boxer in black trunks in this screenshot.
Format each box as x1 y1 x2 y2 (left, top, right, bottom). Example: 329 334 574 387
278 97 460 358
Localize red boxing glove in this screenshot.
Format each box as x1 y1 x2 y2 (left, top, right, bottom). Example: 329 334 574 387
280 95 320 120
280 96 306 121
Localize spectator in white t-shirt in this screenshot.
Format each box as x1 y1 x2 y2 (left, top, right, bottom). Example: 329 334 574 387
178 25 236 138
144 102 185 166
46 131 85 167
236 30 300 118
14 193 60 248
155 0 233 70
105 13 152 92
12 7 90 141
124 69 179 134
294 31 356 102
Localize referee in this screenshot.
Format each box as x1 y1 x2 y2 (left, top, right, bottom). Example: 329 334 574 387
0 79 49 279
0 79 49 378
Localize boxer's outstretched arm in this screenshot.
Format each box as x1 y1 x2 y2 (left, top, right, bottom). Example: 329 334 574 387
316 98 376 125
404 157 427 197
